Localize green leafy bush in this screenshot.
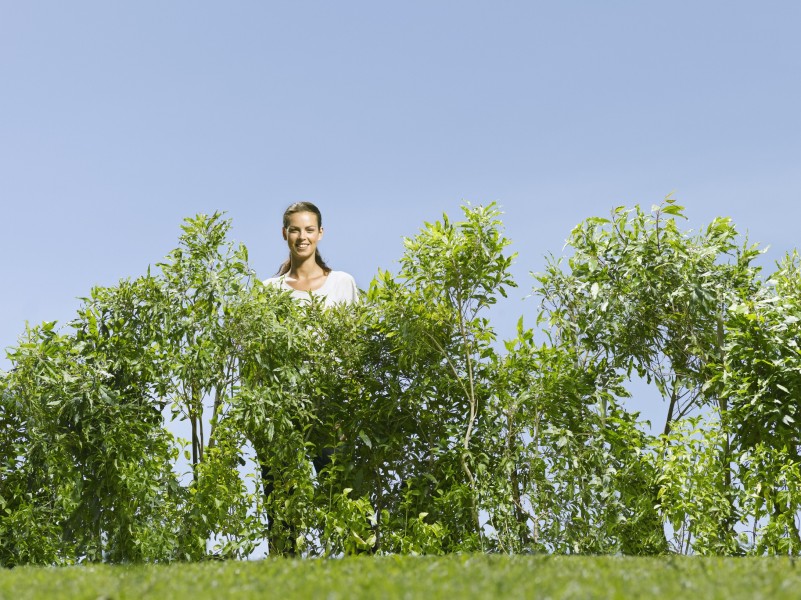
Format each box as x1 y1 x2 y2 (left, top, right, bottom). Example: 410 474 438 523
3 200 801 564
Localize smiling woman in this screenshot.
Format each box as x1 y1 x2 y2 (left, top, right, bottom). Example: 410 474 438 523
264 201 359 306
260 201 360 555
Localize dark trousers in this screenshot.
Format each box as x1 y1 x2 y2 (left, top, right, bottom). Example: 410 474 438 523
260 447 335 556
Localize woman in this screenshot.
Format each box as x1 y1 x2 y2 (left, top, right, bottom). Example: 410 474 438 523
261 201 359 555
263 201 358 306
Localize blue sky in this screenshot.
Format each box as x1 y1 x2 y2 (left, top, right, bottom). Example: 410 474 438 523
2 1 800 412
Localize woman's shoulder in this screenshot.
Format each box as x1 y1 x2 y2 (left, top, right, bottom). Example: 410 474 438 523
327 270 356 284
323 271 359 304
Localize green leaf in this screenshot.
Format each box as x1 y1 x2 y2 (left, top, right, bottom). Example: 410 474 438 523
358 430 373 449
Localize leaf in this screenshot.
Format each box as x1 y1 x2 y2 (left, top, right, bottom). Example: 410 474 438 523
661 205 686 218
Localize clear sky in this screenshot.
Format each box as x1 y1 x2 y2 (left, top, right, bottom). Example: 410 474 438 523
2 2 800 420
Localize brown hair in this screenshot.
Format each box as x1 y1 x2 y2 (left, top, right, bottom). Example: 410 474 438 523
276 201 332 276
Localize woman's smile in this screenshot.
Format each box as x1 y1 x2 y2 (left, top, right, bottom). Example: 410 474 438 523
284 211 323 259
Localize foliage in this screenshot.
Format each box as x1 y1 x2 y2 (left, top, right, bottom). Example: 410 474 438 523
713 251 801 553
3 199 801 564
365 202 516 552
535 198 762 434
651 415 740 555
533 198 767 552
0 315 183 565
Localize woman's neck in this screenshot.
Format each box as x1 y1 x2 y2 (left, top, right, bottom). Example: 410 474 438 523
286 257 327 291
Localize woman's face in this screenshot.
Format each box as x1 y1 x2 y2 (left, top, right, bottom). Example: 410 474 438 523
283 211 323 262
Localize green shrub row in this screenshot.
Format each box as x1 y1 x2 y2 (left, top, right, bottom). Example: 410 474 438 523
2 200 800 564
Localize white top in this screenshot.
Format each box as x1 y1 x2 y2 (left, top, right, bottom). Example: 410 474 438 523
263 270 359 307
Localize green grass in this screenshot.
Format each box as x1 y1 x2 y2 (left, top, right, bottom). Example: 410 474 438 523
1 555 799 600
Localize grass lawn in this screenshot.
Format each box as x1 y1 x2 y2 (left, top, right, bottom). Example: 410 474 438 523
1 555 799 599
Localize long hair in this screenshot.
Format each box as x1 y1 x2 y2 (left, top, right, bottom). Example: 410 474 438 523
276 201 332 276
